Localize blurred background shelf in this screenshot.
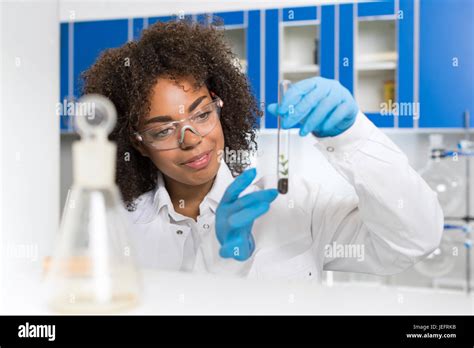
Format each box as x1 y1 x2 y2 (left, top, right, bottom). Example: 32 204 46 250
356 60 397 71
281 20 320 83
356 18 397 116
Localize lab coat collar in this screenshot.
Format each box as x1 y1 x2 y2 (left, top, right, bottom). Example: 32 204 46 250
152 169 174 218
152 160 235 218
202 161 235 213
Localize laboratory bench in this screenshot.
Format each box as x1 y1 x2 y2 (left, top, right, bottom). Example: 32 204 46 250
2 269 473 315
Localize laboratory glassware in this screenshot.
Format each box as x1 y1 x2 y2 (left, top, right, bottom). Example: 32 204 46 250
419 134 464 216
277 80 291 194
414 233 457 278
44 94 142 313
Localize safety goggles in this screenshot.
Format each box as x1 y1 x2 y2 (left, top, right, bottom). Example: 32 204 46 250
134 96 223 151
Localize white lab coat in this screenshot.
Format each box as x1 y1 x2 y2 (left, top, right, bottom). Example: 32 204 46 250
125 112 444 282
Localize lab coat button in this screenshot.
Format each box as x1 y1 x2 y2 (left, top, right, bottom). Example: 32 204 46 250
203 223 210 229
176 229 183 235
326 146 335 152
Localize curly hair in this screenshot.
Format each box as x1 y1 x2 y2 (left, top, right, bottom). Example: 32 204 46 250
81 19 261 210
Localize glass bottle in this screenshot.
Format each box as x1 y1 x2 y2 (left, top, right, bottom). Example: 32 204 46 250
419 134 464 216
44 94 141 313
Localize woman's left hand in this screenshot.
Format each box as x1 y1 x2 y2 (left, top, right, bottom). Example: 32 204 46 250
267 76 359 138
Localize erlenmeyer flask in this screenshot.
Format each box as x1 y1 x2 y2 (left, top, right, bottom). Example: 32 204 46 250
419 134 464 216
44 94 141 313
414 233 456 278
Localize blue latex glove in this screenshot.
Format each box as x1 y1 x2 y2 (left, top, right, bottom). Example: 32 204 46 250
215 168 279 261
267 76 359 137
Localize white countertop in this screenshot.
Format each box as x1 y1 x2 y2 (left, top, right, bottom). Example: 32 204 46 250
2 269 474 315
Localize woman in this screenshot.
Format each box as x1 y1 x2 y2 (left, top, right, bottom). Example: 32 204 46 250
82 20 443 281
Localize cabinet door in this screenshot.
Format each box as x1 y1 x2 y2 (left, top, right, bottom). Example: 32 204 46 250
73 20 129 98
339 3 354 94
60 19 128 132
60 23 71 132
282 6 317 22
397 0 416 128
247 10 262 128
264 9 279 129
358 0 395 17
320 5 336 80
213 11 244 26
264 7 322 129
419 0 474 128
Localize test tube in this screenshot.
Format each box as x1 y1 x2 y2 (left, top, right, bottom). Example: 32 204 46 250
277 80 291 194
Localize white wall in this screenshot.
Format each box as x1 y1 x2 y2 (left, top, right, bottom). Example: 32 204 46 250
0 0 60 310
58 0 366 22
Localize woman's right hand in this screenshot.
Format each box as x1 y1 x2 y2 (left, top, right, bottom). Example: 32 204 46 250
215 168 279 261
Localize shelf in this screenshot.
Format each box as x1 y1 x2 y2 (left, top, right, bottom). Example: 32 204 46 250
282 24 320 69
357 69 395 112
282 64 319 74
356 19 396 114
357 51 397 71
357 61 397 71
223 27 246 74
281 19 320 27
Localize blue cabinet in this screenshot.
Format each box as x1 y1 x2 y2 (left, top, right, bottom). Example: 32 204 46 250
73 20 129 97
213 11 262 127
59 23 71 131
419 0 474 128
353 2 398 128
264 9 280 129
398 0 416 128
60 19 128 132
320 5 336 80
358 0 395 17
264 6 331 128
59 0 473 132
282 6 317 22
247 10 262 128
213 11 244 26
339 4 354 93
339 0 416 129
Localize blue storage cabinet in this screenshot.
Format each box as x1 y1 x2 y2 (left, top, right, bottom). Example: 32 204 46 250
320 5 336 80
212 11 262 127
358 0 395 17
246 10 263 128
60 0 473 132
133 14 186 41
213 11 244 26
264 9 280 129
397 0 416 128
419 0 474 128
340 0 415 129
355 1 397 127
60 19 129 132
339 3 354 94
73 20 129 96
265 6 327 129
282 6 317 22
59 23 71 132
